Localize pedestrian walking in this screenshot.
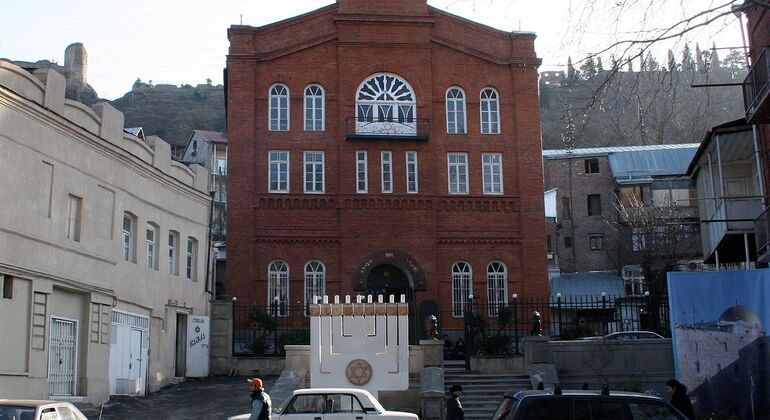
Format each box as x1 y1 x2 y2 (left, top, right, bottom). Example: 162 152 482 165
446 384 464 420
248 377 272 420
666 379 694 420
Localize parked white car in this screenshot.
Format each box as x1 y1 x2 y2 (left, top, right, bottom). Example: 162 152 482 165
229 388 418 420
0 400 89 420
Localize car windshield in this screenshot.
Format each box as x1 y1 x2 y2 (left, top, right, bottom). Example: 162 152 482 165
0 405 38 420
356 391 383 413
491 396 519 420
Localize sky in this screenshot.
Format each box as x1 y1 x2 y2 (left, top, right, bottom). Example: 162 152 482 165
0 0 746 100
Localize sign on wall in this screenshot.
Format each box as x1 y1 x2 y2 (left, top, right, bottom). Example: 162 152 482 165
186 315 209 378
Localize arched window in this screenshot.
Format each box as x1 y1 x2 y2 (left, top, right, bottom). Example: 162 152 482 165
304 85 324 131
480 88 500 134
446 87 466 134
269 84 289 131
355 73 416 136
304 261 326 314
451 262 472 317
268 260 289 316
487 262 508 316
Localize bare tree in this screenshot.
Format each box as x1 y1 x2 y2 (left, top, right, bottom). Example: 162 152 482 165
605 195 701 296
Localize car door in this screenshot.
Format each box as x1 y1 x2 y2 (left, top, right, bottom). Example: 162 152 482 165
281 393 326 420
323 393 367 420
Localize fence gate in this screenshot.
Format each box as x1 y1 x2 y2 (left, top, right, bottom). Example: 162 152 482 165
49 318 77 396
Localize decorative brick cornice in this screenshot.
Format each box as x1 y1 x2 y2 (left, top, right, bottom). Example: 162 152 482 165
253 194 520 212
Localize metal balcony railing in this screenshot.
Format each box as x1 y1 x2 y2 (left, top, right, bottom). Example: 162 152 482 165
755 205 770 263
743 47 770 124
345 117 429 141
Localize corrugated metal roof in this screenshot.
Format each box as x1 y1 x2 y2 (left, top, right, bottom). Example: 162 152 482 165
542 143 700 159
549 271 625 300
608 147 698 181
194 130 227 144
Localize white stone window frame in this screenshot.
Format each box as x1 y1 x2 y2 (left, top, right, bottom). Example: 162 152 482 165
355 73 417 136
447 152 469 194
304 260 326 315
381 151 393 193
356 151 368 193
186 237 198 281
487 261 508 317
122 212 137 263
268 150 290 193
303 151 325 194
452 261 473 318
480 88 501 135
146 222 159 270
168 230 179 275
406 151 419 194
446 87 467 134
482 153 504 195
304 84 325 132
268 260 290 317
269 83 290 131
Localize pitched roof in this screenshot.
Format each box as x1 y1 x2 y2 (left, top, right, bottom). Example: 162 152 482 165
609 146 698 182
193 130 227 144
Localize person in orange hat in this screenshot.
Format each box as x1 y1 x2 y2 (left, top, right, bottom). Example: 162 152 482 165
247 377 272 420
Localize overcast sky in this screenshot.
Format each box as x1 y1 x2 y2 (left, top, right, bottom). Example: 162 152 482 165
0 0 745 100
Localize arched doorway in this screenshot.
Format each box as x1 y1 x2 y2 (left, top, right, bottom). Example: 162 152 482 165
365 264 412 301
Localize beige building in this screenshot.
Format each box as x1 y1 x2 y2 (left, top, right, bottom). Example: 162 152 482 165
0 60 211 404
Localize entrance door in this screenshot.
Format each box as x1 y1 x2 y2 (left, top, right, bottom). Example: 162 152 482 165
366 264 416 343
128 328 145 394
49 318 77 396
109 311 150 396
175 313 188 377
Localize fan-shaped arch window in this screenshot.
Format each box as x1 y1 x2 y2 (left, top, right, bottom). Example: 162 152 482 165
487 262 508 316
480 88 500 134
269 84 290 131
268 260 289 316
304 261 326 314
304 85 324 131
446 87 466 134
355 73 417 136
452 262 473 317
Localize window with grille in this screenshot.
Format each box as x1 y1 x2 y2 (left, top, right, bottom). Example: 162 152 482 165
480 88 500 134
487 262 507 316
304 261 326 314
589 234 604 250
268 260 289 317
452 262 472 317
448 153 469 194
304 85 324 131
446 87 467 134
269 84 289 131
482 153 503 194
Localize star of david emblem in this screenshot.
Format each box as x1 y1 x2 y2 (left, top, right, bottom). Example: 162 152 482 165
195 326 201 333
346 359 373 385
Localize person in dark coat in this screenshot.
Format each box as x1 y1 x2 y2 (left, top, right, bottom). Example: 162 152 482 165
446 384 464 420
248 377 272 420
666 379 694 419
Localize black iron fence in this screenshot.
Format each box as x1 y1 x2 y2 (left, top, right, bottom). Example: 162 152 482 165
232 303 310 356
443 294 670 357
232 295 670 357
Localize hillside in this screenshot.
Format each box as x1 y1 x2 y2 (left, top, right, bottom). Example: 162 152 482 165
109 80 225 153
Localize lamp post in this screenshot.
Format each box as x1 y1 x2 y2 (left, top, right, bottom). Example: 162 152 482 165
273 296 280 355
512 293 519 354
556 292 562 338
601 292 607 335
464 293 474 370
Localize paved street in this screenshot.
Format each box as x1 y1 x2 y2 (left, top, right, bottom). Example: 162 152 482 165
83 376 277 420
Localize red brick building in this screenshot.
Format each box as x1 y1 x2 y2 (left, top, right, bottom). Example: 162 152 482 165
225 0 547 336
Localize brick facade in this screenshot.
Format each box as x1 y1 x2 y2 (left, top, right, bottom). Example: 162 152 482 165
543 155 618 272
225 0 547 333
